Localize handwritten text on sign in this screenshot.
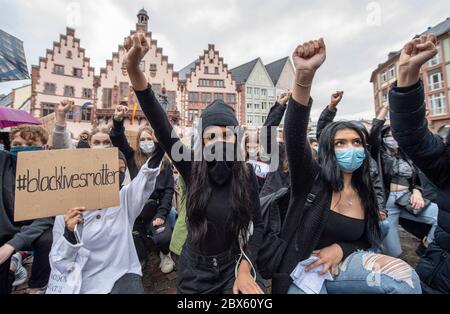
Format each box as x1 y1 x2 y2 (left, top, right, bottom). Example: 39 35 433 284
14 148 120 222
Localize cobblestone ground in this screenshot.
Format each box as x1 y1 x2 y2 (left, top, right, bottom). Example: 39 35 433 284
12 228 421 294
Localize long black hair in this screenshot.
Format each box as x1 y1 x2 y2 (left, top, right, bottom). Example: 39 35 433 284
187 130 254 248
318 121 381 246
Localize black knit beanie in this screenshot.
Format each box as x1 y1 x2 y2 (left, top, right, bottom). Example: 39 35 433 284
200 99 239 134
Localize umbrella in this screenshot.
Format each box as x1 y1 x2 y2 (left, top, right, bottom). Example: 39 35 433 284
0 106 41 128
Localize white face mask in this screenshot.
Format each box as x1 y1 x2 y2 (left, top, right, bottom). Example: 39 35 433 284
0 144 4 151
248 148 258 159
140 140 155 155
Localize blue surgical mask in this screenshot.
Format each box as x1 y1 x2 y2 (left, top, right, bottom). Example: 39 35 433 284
335 148 366 173
0 144 5 151
10 146 44 159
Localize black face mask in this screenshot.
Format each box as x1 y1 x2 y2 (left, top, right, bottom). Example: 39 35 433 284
119 171 126 190
206 142 235 185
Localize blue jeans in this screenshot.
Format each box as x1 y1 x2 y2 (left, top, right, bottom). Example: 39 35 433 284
168 207 178 229
383 190 438 257
288 251 422 294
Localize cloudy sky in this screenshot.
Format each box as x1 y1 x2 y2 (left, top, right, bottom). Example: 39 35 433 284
1 0 449 120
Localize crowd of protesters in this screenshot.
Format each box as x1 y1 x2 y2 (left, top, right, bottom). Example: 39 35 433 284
0 31 448 294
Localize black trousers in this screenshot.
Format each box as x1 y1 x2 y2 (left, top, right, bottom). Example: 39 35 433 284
0 255 14 295
177 244 265 294
25 228 53 289
135 199 172 255
0 228 53 293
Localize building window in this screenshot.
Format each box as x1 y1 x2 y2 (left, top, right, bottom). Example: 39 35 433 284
247 87 252 95
261 89 267 97
268 90 275 97
149 64 157 77
67 51 72 59
262 116 266 123
188 92 199 102
262 102 267 110
215 67 219 74
199 79 208 87
43 83 56 95
226 93 236 103
202 93 212 103
188 109 199 123
428 71 444 91
204 67 209 74
119 82 129 101
41 103 55 117
380 71 387 83
382 89 388 103
214 80 224 87
102 88 113 108
254 103 261 110
81 108 91 121
387 65 396 80
64 86 75 97
254 88 260 96
247 103 252 110
53 65 65 75
73 68 82 78
428 44 441 67
430 93 446 116
82 88 92 99
214 93 224 100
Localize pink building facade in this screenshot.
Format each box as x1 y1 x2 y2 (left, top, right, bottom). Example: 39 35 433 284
178 45 238 127
31 28 96 125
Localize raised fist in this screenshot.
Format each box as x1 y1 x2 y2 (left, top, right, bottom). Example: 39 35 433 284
57 100 74 115
292 38 327 75
398 34 438 87
330 91 344 108
114 105 129 122
123 33 150 71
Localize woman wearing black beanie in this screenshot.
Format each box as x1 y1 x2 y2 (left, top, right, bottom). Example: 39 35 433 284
123 33 264 294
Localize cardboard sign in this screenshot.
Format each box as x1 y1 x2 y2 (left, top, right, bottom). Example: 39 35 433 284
14 148 120 222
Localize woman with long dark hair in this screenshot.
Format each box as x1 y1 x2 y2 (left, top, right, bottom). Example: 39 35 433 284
273 38 421 294
123 33 264 294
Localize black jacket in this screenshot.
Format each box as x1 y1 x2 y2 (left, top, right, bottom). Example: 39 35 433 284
0 151 54 249
316 106 387 213
390 80 450 293
110 119 174 219
369 118 423 199
259 102 290 198
272 98 371 294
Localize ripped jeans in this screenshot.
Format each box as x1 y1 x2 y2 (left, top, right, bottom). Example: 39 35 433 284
288 251 422 294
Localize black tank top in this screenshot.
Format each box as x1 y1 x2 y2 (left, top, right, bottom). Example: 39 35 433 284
316 210 365 250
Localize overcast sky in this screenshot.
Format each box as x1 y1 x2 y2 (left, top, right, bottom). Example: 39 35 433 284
1 0 449 120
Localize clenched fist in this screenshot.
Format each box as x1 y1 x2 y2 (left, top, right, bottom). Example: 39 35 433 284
292 38 327 83
123 33 150 71
56 100 74 124
329 91 344 110
398 34 438 87
114 105 129 122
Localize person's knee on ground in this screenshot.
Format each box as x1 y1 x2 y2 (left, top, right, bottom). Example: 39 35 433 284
362 253 421 294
